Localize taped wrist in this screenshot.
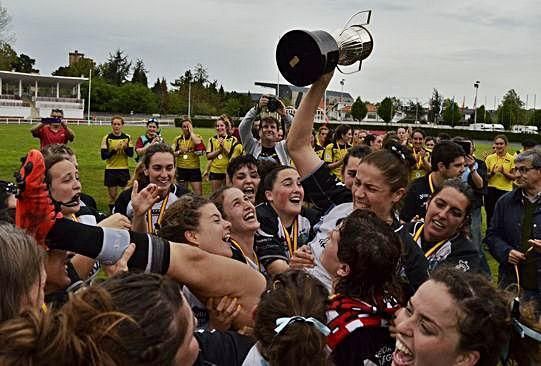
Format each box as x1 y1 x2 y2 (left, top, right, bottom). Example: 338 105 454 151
127 232 170 275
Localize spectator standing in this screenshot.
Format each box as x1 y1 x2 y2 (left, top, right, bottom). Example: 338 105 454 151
485 134 515 225
30 109 75 149
323 124 352 181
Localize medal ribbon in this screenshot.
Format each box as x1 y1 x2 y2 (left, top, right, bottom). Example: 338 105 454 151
230 238 260 270
428 173 435 194
71 214 79 222
146 194 169 233
413 224 447 258
282 218 299 258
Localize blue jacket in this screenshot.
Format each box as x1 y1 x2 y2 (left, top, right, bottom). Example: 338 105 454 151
485 188 541 286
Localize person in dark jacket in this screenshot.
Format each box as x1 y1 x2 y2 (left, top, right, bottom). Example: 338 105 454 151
486 149 541 309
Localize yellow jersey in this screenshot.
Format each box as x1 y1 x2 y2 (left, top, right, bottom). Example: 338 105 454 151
324 142 350 181
485 152 515 191
207 135 243 174
101 133 133 169
172 134 205 169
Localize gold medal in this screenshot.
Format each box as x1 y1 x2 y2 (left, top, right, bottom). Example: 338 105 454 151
183 154 188 160
218 154 223 159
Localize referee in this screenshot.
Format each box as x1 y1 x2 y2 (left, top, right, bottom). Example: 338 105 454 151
101 116 133 212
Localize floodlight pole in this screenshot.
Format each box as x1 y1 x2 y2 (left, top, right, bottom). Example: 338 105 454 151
87 68 92 125
473 81 480 124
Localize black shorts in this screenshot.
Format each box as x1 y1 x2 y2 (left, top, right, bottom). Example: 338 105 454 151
104 169 130 187
208 172 226 181
176 168 202 183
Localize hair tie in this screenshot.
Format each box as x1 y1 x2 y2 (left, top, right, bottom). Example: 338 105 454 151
389 145 406 162
274 316 330 336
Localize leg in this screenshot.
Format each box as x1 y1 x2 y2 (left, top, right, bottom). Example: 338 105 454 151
191 181 203 196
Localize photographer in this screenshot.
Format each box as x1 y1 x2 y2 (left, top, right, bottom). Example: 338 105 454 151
239 95 292 165
30 109 75 149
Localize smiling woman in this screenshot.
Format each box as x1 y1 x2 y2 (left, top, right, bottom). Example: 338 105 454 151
392 267 510 366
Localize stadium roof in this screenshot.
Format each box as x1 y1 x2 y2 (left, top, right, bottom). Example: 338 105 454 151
255 82 353 100
0 70 88 86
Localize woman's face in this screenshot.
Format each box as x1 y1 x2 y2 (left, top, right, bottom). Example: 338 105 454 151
21 263 46 312
215 120 227 137
111 118 124 135
318 128 329 143
44 250 72 293
230 164 260 204
397 128 407 142
147 122 158 137
425 139 435 150
351 163 404 222
265 169 304 219
192 203 232 257
342 129 353 144
174 294 200 366
48 159 81 215
222 188 260 234
371 135 383 150
412 132 424 150
343 156 362 190
424 187 469 243
494 138 507 155
393 280 474 366
144 152 175 192
320 225 343 279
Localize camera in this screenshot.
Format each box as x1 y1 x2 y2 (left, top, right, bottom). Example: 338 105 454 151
41 117 61 124
456 140 472 155
266 96 280 113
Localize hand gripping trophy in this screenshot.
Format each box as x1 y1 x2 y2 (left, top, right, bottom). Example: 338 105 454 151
276 10 374 86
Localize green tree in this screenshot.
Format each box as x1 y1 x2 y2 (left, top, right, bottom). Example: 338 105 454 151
531 110 541 130
99 49 131 86
497 89 524 130
13 54 38 73
441 98 462 126
151 77 169 114
224 97 241 117
351 96 367 121
475 105 487 124
131 58 148 86
428 89 442 123
53 57 96 77
377 97 394 123
0 41 16 70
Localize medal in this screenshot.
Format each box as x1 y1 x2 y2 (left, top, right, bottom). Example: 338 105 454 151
183 154 188 160
218 154 223 159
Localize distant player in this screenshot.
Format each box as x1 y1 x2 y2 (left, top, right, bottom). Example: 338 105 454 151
101 116 134 212
30 109 75 148
172 117 205 195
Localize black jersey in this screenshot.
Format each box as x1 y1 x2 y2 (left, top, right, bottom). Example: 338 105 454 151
406 221 482 273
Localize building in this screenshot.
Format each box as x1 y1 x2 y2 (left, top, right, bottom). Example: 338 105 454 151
253 82 353 108
69 50 85 66
0 70 88 119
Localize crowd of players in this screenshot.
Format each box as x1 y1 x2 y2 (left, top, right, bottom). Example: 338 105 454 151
0 72 540 365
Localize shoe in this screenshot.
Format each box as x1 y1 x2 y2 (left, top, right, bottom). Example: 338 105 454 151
15 149 62 247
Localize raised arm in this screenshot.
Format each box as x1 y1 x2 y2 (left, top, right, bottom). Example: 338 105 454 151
30 122 44 138
286 72 333 178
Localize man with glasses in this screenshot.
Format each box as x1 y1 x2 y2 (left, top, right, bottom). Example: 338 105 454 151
30 109 75 148
486 149 541 308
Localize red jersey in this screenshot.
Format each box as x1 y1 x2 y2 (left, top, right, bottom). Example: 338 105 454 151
37 125 70 148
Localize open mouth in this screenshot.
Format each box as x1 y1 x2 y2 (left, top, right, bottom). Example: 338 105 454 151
289 196 302 205
223 232 231 242
243 211 256 222
430 219 445 230
392 338 414 366
243 186 255 195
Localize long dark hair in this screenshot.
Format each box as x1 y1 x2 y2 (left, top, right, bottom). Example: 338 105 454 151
334 209 403 305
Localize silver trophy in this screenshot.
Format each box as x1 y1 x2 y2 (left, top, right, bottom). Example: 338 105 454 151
276 10 374 87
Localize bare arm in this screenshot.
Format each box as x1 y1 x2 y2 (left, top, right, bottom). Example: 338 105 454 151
167 243 266 328
63 122 75 141
287 72 334 178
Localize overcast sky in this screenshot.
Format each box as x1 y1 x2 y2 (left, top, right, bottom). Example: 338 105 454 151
4 0 540 108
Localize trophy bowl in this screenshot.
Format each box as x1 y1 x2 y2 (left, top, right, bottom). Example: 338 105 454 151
276 10 373 87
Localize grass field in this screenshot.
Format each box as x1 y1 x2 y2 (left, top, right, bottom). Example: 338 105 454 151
0 123 522 279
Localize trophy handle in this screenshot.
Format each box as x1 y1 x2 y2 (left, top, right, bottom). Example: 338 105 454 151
342 10 371 31
336 61 363 75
